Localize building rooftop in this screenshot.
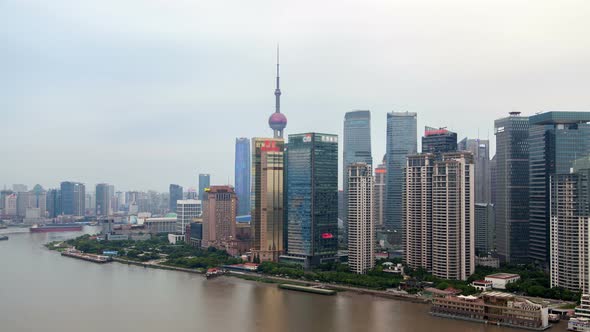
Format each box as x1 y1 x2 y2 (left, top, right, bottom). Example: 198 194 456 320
529 111 590 125
486 273 520 280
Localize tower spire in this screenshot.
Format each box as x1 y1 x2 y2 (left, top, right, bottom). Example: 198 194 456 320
275 44 281 114
268 44 287 139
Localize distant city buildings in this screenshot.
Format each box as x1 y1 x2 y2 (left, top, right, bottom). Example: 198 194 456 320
169 184 183 213
347 162 374 274
235 137 251 216
282 133 339 269
60 181 85 217
198 174 210 202
386 111 417 232
96 183 114 217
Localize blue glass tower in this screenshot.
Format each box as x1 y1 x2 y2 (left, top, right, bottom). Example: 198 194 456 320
169 184 183 213
235 138 251 216
198 174 210 201
528 111 590 264
282 133 339 268
385 112 417 232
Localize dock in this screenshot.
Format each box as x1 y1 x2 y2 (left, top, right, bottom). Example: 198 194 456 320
278 283 336 295
61 251 112 263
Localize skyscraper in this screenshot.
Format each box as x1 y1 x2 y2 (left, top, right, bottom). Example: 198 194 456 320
198 174 210 201
373 159 387 229
46 189 61 218
176 199 202 235
251 138 285 262
529 111 590 264
202 186 237 249
282 133 339 268
422 126 457 156
459 138 491 204
403 152 475 280
96 183 113 217
431 152 475 280
347 162 375 274
169 184 183 213
60 181 85 217
494 112 530 264
343 110 372 240
403 153 435 272
549 161 590 293
235 137 251 216
385 111 417 232
475 203 495 255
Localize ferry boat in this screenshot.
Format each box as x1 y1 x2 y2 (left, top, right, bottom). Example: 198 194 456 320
569 317 590 331
205 268 225 279
30 224 83 233
0 235 8 241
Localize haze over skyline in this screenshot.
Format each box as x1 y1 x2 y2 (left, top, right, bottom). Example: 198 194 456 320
2 0 589 191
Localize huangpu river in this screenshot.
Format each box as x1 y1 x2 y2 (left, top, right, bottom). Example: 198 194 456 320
0 228 563 332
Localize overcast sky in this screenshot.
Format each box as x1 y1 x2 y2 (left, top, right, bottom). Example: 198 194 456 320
2 0 589 192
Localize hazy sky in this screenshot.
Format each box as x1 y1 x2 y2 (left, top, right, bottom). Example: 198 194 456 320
2 0 589 192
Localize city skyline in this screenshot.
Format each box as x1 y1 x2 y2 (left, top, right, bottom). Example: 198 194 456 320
4 1 590 190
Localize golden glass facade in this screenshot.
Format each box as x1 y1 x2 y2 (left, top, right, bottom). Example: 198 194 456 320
251 138 285 262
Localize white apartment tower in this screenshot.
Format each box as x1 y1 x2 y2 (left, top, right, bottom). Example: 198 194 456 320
347 163 375 274
176 200 202 235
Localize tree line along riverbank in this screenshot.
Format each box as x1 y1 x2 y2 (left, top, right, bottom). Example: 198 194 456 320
45 234 580 303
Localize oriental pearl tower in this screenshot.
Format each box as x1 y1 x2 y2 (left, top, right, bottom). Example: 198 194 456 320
268 46 287 138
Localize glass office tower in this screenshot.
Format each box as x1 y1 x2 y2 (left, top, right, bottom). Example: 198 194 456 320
385 111 417 232
234 137 251 216
528 111 590 264
282 133 339 268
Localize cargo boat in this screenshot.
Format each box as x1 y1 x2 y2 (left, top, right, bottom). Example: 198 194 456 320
30 224 83 233
61 250 112 263
0 235 8 241
278 284 336 295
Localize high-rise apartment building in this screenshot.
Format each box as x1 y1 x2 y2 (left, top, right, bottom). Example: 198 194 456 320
529 111 590 264
347 163 374 274
235 137 251 216
198 174 210 201
403 152 474 280
169 184 183 213
422 127 458 156
202 186 237 249
494 112 530 264
60 181 85 217
282 133 339 268
386 111 417 232
343 111 372 240
373 160 387 229
251 138 285 262
176 199 202 235
549 165 590 293
432 152 475 280
403 153 435 271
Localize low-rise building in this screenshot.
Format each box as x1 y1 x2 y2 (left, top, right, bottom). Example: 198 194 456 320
476 256 500 268
576 294 590 319
471 280 493 292
431 292 549 330
485 273 520 289
144 217 177 234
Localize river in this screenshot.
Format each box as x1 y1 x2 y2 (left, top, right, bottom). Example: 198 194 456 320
0 228 566 332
